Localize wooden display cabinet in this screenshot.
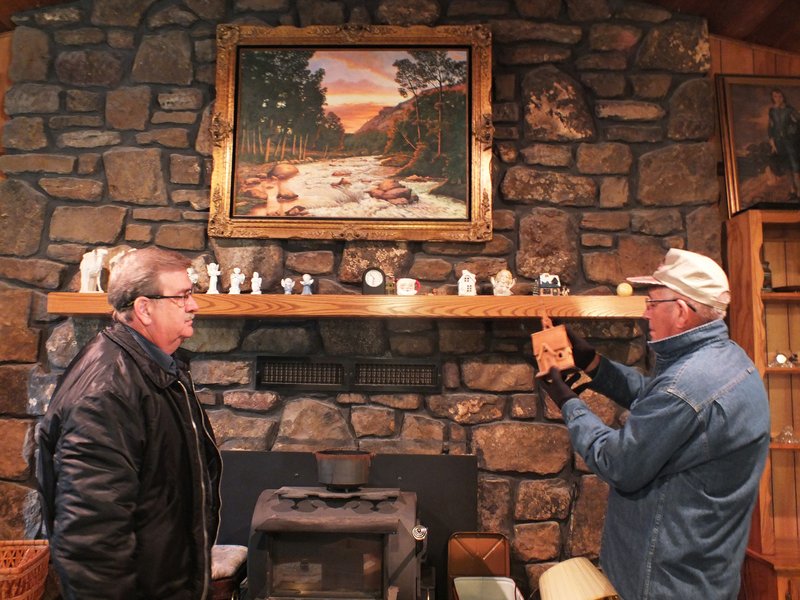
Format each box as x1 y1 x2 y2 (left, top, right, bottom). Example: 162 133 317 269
727 210 800 599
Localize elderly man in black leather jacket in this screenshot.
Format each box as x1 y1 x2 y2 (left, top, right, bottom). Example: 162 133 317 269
37 247 221 600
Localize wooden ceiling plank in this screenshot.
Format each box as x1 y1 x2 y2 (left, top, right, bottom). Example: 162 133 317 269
644 0 800 56
708 0 784 39
744 0 800 55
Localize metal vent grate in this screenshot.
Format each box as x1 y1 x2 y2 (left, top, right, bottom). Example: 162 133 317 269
354 362 438 388
256 357 440 393
259 360 345 387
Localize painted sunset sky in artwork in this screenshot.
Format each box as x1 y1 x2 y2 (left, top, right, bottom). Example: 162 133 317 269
308 49 467 133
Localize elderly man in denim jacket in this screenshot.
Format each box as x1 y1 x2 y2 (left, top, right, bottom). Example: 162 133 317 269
541 249 770 599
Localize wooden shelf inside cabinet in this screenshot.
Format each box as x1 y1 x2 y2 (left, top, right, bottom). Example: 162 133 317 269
46 292 646 320
762 292 800 302
765 368 800 375
770 443 800 451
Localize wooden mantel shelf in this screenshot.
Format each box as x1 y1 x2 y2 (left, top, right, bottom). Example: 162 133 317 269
47 292 645 319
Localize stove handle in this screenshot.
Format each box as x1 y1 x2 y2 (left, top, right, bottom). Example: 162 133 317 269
413 524 429 561
412 524 428 541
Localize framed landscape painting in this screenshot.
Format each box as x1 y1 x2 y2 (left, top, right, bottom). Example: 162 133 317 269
717 74 800 216
208 24 493 241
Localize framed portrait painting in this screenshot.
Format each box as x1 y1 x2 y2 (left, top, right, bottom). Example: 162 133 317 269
717 74 800 216
208 24 493 241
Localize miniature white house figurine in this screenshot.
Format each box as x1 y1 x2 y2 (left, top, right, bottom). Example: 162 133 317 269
537 272 562 296
281 277 295 294
229 267 245 294
300 274 314 295
491 269 516 296
206 263 221 294
251 272 262 294
458 270 477 296
79 247 108 293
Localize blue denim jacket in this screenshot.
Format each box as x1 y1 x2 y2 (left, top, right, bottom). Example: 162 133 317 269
562 319 770 599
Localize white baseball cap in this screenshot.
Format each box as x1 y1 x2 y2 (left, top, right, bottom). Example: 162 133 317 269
627 248 730 311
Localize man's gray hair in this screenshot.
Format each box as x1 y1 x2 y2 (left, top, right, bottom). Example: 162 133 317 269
107 247 192 318
679 292 727 322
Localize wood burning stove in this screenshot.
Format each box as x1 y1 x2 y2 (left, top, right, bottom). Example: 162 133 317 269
247 485 426 599
218 451 477 599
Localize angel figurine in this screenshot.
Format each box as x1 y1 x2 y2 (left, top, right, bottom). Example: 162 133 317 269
229 267 245 294
491 269 516 296
251 272 262 294
280 277 295 294
300 274 314 295
206 263 221 294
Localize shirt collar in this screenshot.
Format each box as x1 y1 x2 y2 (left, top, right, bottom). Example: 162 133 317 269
123 323 177 376
648 318 728 358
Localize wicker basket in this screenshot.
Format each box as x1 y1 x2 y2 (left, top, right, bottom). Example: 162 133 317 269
0 540 50 600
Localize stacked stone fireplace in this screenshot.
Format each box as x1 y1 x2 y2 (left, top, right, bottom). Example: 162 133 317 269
0 0 726 597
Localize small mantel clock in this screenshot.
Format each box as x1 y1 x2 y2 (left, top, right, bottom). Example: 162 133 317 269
362 267 386 295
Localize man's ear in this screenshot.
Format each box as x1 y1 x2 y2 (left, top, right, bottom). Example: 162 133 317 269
132 297 153 325
676 299 697 327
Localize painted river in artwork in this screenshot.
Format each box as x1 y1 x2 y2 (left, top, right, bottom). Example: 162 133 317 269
234 155 467 219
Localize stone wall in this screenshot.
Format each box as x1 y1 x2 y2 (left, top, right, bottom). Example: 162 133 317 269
0 0 721 595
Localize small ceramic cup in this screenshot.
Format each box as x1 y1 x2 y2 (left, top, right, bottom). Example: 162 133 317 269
396 278 420 295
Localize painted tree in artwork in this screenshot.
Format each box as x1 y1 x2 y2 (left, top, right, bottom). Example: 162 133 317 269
237 49 344 162
393 57 427 147
407 50 467 156
389 50 468 197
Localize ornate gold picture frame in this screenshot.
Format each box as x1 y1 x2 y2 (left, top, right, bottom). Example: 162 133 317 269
717 74 800 216
208 24 493 241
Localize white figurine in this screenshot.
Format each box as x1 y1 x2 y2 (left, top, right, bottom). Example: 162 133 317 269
281 277 295 294
251 272 262 294
187 267 199 286
207 262 221 294
300 274 314 295
458 270 477 296
79 247 109 293
229 267 245 294
491 269 516 296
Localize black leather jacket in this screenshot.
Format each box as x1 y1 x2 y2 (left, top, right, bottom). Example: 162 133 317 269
37 322 222 600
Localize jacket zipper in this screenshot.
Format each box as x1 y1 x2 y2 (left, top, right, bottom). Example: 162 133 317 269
178 379 210 600
187 372 223 545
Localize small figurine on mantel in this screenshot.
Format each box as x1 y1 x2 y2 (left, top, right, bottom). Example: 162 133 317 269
251 272 262 294
458 270 477 296
491 269 516 296
300 274 314 295
187 267 199 287
229 267 245 294
206 263 221 294
281 277 295 294
79 247 109 293
534 272 569 296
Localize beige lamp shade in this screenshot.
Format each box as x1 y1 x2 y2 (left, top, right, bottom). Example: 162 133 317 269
539 557 620 600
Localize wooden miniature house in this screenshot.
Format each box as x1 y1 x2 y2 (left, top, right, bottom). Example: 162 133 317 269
531 317 575 377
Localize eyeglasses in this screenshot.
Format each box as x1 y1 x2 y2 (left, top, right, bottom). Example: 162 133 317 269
645 298 697 312
123 289 194 309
